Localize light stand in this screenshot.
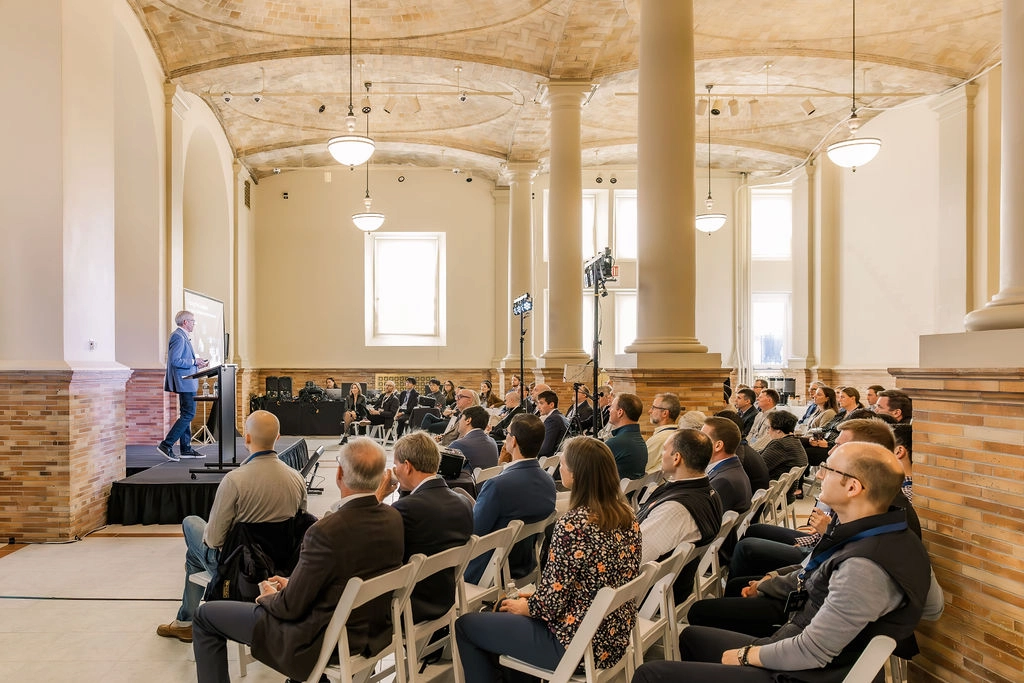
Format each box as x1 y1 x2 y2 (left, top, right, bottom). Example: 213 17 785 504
583 247 616 434
512 293 533 408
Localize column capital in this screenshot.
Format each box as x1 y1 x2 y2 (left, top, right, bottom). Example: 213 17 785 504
930 82 978 121
542 80 594 109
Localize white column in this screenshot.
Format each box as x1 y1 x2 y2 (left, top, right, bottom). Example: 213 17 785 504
624 0 716 367
502 164 538 367
965 0 1024 331
541 82 591 367
491 185 510 369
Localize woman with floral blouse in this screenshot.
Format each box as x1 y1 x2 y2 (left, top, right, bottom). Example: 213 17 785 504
455 436 642 681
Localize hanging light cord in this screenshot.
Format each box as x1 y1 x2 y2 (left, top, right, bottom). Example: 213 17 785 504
364 115 371 199
850 0 857 117
706 85 713 201
347 0 355 118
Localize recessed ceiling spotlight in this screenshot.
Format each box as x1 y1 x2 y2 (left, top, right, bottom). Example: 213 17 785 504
318 104 326 113
801 99 816 116
727 99 740 117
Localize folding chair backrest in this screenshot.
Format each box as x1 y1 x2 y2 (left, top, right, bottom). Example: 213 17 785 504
473 465 504 486
842 635 897 683
539 454 560 477
639 542 695 620
308 558 422 683
735 488 769 541
511 511 559 587
459 521 523 611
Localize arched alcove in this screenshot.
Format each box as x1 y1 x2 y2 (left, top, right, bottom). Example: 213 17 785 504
182 126 231 314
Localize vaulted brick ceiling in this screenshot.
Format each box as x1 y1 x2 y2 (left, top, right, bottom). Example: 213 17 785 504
127 0 1002 180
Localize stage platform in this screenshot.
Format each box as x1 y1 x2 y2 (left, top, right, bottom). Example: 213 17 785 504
107 437 308 526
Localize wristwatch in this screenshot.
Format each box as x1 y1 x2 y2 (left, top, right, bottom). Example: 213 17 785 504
738 645 752 666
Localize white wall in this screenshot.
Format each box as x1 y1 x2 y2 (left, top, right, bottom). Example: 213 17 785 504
253 168 496 368
835 98 942 368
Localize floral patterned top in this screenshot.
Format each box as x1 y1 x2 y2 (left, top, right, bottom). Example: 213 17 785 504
526 506 642 668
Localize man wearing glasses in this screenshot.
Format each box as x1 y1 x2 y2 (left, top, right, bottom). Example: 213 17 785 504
645 392 681 473
436 388 479 446
641 440 942 682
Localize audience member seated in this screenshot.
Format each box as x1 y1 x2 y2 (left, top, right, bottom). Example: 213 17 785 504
504 373 523 402
866 384 886 411
804 385 838 431
420 378 443 408
727 418 920 585
796 381 825 425
714 410 771 493
449 405 499 473
679 410 707 430
488 391 525 440
191 437 403 683
464 414 557 584
802 386 862 466
701 417 752 514
366 380 400 432
158 410 307 645
375 432 474 622
436 388 481 447
645 392 681 473
527 382 552 416
637 429 722 600
593 383 614 439
758 411 807 499
875 389 913 423
325 377 337 391
605 392 647 480
536 389 569 459
421 379 458 432
392 377 419 437
731 388 758 437
479 379 504 408
340 382 369 444
564 388 595 436
747 389 780 451
455 436 642 681
634 442 942 683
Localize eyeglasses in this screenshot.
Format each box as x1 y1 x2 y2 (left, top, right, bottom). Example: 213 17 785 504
651 404 669 411
456 394 473 400
819 462 864 488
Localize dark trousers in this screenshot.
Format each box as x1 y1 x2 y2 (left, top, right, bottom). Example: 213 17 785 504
729 532 809 578
685 594 787 638
455 612 566 683
192 601 260 683
422 413 449 433
162 391 196 452
632 626 773 683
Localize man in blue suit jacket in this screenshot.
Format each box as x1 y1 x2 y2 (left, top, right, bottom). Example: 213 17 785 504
160 310 208 461
449 406 499 473
536 390 569 459
464 414 556 584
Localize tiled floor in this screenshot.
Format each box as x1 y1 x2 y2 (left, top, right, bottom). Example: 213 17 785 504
0 438 421 683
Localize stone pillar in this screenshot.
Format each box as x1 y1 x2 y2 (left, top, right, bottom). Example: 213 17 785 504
502 164 538 374
789 162 815 386
931 85 977 333
541 82 591 369
625 0 711 364
965 0 1024 331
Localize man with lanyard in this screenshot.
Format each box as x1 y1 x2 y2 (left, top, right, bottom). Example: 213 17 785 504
633 441 942 682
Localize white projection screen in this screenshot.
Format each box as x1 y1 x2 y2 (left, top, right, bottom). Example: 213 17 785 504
183 289 226 368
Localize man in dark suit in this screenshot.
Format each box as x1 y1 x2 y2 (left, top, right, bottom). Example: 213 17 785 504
376 431 474 622
732 388 758 438
464 414 556 583
159 310 209 461
394 377 419 436
191 438 404 683
701 417 752 514
449 405 499 473
535 390 569 459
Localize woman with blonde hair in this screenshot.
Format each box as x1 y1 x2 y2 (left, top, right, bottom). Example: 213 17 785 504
455 436 642 680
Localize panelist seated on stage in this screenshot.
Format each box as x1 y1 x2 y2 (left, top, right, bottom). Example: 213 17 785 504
394 377 419 437
157 410 308 645
422 379 458 433
340 383 370 444
367 380 400 430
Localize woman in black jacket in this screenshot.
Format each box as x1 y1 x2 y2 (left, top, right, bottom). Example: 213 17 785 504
341 383 369 442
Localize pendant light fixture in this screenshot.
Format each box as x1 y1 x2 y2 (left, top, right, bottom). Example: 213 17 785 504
352 86 384 232
696 84 726 234
327 0 375 167
826 0 881 171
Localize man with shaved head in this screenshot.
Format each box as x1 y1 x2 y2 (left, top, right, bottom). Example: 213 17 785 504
159 410 308 644
639 441 941 682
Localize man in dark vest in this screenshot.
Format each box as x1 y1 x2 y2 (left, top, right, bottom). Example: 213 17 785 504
636 428 722 600
634 442 941 683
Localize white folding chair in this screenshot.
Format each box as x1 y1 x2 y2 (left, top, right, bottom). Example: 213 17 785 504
368 422 398 447
760 478 785 526
458 521 523 615
539 454 560 477
187 571 255 676
842 635 897 683
636 543 697 663
675 510 740 624
472 465 504 487
783 465 807 528
498 564 656 683
402 542 476 682
508 510 559 588
302 558 422 683
734 488 769 541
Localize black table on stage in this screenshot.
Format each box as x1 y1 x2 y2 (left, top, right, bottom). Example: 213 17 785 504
265 400 347 436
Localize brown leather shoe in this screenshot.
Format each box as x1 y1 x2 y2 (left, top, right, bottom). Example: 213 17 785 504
156 622 193 643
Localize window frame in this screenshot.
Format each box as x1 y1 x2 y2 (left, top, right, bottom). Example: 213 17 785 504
364 231 447 347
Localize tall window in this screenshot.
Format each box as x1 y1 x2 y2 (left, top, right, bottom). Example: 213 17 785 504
365 232 446 346
751 188 792 259
613 191 637 260
614 291 637 354
751 292 790 367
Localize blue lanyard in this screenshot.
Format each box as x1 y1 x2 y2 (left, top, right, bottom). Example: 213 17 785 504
798 521 907 585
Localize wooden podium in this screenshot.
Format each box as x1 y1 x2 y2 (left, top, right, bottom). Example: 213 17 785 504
184 364 238 477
